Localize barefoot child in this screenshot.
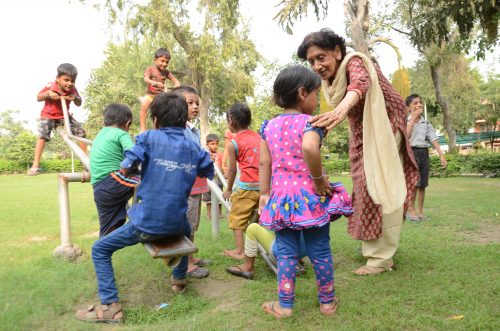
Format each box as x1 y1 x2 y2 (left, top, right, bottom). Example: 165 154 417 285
202 133 224 220
140 48 181 132
28 63 87 175
90 104 138 237
222 102 260 260
259 66 353 318
76 93 214 324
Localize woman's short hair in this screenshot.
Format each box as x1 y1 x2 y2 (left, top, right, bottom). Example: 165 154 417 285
297 28 347 60
273 65 321 108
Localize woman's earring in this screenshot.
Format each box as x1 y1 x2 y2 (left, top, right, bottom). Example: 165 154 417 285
337 57 341 61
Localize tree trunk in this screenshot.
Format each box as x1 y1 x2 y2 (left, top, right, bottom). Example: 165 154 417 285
199 84 210 144
430 63 457 151
344 0 371 56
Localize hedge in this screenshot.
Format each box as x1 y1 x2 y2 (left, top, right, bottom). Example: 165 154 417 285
1 152 499 177
323 151 499 177
0 159 84 174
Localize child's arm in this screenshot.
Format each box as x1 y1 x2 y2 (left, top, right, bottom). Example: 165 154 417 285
222 141 237 200
166 72 181 89
120 134 147 175
197 149 215 180
258 138 272 214
37 89 58 102
302 131 332 197
144 67 164 89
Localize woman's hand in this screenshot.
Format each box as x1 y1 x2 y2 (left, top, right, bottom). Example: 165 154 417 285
258 194 270 215
309 105 349 131
312 176 333 197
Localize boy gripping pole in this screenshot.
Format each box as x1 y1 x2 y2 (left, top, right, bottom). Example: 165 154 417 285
29 63 87 176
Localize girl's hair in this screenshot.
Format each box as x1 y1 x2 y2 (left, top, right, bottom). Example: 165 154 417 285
57 63 78 79
297 28 347 60
405 94 422 106
150 92 188 128
155 47 171 59
272 65 321 108
103 103 133 127
226 102 251 129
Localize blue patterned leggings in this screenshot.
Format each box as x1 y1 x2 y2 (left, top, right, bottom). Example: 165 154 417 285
273 224 335 309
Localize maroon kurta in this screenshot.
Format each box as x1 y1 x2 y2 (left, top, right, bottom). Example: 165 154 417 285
344 57 418 240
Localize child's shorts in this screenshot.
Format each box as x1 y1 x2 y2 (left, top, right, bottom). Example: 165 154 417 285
202 183 224 202
229 189 260 230
38 116 86 141
93 172 138 237
187 194 202 234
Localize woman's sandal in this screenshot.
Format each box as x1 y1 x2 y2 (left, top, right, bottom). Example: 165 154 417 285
352 264 395 276
262 301 292 319
75 303 123 324
319 297 339 315
171 276 187 294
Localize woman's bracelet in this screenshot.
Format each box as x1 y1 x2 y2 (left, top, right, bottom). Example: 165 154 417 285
309 173 324 180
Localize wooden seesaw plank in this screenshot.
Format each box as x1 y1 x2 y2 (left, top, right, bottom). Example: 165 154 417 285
143 235 198 258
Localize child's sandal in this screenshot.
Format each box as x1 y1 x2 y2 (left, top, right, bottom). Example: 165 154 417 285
75 303 123 324
171 276 187 294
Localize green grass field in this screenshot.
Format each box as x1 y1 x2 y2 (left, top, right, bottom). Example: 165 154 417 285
0 174 499 330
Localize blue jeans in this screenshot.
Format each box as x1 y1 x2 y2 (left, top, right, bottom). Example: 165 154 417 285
92 221 190 304
274 224 335 309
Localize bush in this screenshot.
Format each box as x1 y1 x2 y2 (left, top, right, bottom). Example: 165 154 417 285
0 159 84 174
430 152 500 177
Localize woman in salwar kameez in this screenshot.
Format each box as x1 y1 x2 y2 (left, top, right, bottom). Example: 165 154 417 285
297 29 419 275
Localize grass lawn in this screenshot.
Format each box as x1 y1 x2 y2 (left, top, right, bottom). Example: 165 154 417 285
0 174 499 330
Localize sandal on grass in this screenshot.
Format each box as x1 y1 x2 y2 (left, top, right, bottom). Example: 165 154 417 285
187 266 209 278
352 264 395 276
320 297 339 316
171 276 187 294
27 168 41 176
262 301 292 319
75 303 122 324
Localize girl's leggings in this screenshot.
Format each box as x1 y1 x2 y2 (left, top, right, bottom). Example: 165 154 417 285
273 224 334 309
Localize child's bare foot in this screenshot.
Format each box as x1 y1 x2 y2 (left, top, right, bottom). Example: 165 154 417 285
223 249 244 260
262 301 292 319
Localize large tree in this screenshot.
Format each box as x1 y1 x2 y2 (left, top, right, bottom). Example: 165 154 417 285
87 0 260 140
275 0 498 150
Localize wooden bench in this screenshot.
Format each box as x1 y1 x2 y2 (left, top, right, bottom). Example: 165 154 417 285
143 235 198 268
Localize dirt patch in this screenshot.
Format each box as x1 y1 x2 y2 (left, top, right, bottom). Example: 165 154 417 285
191 277 243 311
462 223 500 244
26 236 49 242
80 231 99 238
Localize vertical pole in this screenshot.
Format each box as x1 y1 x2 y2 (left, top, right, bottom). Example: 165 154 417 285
58 174 72 248
210 181 220 240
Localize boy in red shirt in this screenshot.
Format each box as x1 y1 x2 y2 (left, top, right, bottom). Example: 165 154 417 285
140 48 181 132
28 63 86 176
222 102 260 260
202 133 224 220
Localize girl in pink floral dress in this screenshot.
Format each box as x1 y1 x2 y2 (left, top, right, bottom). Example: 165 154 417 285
259 65 353 318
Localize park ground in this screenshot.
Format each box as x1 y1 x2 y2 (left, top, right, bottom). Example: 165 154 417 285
0 175 499 330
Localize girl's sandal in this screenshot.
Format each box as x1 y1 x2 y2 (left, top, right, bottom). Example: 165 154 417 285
75 303 123 324
320 297 339 315
171 276 187 294
262 301 292 319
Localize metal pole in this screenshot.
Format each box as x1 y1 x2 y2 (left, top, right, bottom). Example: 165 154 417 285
55 127 90 171
60 98 93 146
210 183 220 239
53 172 89 260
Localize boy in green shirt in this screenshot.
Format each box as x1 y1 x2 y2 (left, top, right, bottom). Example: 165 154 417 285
90 103 139 237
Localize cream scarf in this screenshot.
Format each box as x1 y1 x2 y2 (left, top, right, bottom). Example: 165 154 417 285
321 52 406 214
